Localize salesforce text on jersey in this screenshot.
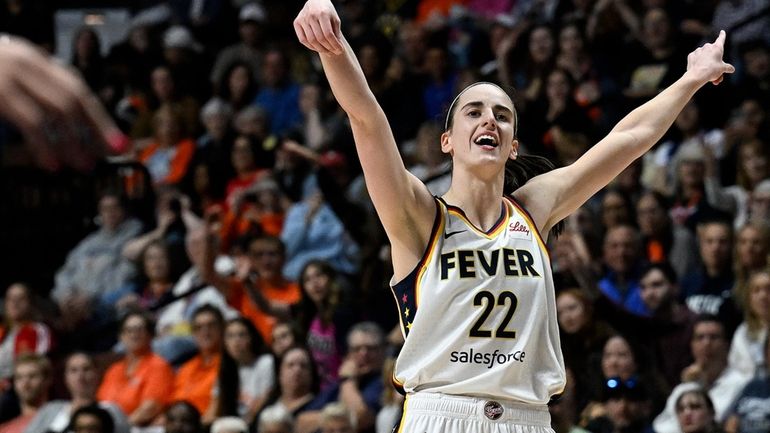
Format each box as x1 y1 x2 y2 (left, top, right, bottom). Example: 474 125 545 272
449 348 526 368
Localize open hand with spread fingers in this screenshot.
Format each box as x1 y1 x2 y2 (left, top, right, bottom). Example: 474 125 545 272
686 30 735 86
293 0 345 55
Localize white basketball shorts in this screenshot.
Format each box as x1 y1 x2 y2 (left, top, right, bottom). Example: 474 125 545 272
394 392 554 433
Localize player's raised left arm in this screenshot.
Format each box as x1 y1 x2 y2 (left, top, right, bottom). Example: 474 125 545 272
514 31 734 234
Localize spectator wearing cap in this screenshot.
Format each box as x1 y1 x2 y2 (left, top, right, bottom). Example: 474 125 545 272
211 3 267 89
162 25 209 102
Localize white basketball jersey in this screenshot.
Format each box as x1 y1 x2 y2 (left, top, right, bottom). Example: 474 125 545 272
390 196 565 404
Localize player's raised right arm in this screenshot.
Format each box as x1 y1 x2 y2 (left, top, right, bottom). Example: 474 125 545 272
294 0 435 274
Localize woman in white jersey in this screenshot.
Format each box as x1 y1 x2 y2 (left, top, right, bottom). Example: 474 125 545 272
294 2 733 431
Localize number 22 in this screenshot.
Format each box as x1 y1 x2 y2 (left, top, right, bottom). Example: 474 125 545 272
469 291 518 338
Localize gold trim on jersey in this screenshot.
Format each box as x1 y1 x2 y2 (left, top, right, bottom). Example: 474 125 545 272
505 196 550 260
415 199 447 307
440 198 509 239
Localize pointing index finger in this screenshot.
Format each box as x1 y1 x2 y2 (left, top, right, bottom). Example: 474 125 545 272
715 30 726 47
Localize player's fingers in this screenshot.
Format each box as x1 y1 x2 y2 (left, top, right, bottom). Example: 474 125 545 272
294 19 315 51
0 85 58 170
308 20 335 53
715 30 726 47
723 62 735 74
319 14 343 54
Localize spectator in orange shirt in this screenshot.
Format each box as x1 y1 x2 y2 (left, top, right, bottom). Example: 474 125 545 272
173 304 224 425
139 104 196 187
201 232 300 344
97 311 174 426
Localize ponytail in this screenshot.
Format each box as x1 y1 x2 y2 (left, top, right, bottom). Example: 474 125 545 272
504 155 565 238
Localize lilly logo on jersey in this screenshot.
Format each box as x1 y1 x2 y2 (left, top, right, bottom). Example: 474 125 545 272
508 221 530 236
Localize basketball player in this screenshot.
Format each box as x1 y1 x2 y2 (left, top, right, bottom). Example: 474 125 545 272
294 1 733 431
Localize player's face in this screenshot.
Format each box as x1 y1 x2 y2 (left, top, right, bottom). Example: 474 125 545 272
442 84 518 174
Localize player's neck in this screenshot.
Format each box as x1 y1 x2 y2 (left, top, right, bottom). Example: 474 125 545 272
444 175 505 232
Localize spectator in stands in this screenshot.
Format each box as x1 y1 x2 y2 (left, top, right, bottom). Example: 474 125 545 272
70 27 105 95
728 269 770 378
638 263 697 386
164 401 202 433
139 104 197 187
173 304 225 424
224 135 271 210
97 311 174 426
520 67 595 164
705 138 770 229
196 97 234 166
622 8 687 107
641 101 724 197
271 320 301 358
681 219 741 331
421 42 458 124
210 3 267 88
104 239 185 319
131 65 200 141
723 333 770 433
261 346 320 420
65 405 115 433
52 192 142 332
675 387 720 433
636 191 699 280
217 317 274 423
280 190 360 281
599 225 648 316
218 61 258 113
662 316 750 427
600 189 636 231
203 232 300 343
26 352 128 433
0 283 52 394
733 221 770 310
668 144 725 231
294 260 356 390
297 322 386 433
0 354 51 433
252 48 302 136
556 288 615 386
584 376 654 433
733 39 770 105
161 25 209 102
749 180 770 223
407 121 451 196
153 228 236 365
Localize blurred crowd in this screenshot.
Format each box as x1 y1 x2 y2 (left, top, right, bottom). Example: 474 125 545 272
0 0 769 433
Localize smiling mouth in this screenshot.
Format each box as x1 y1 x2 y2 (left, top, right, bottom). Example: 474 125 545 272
474 134 499 148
